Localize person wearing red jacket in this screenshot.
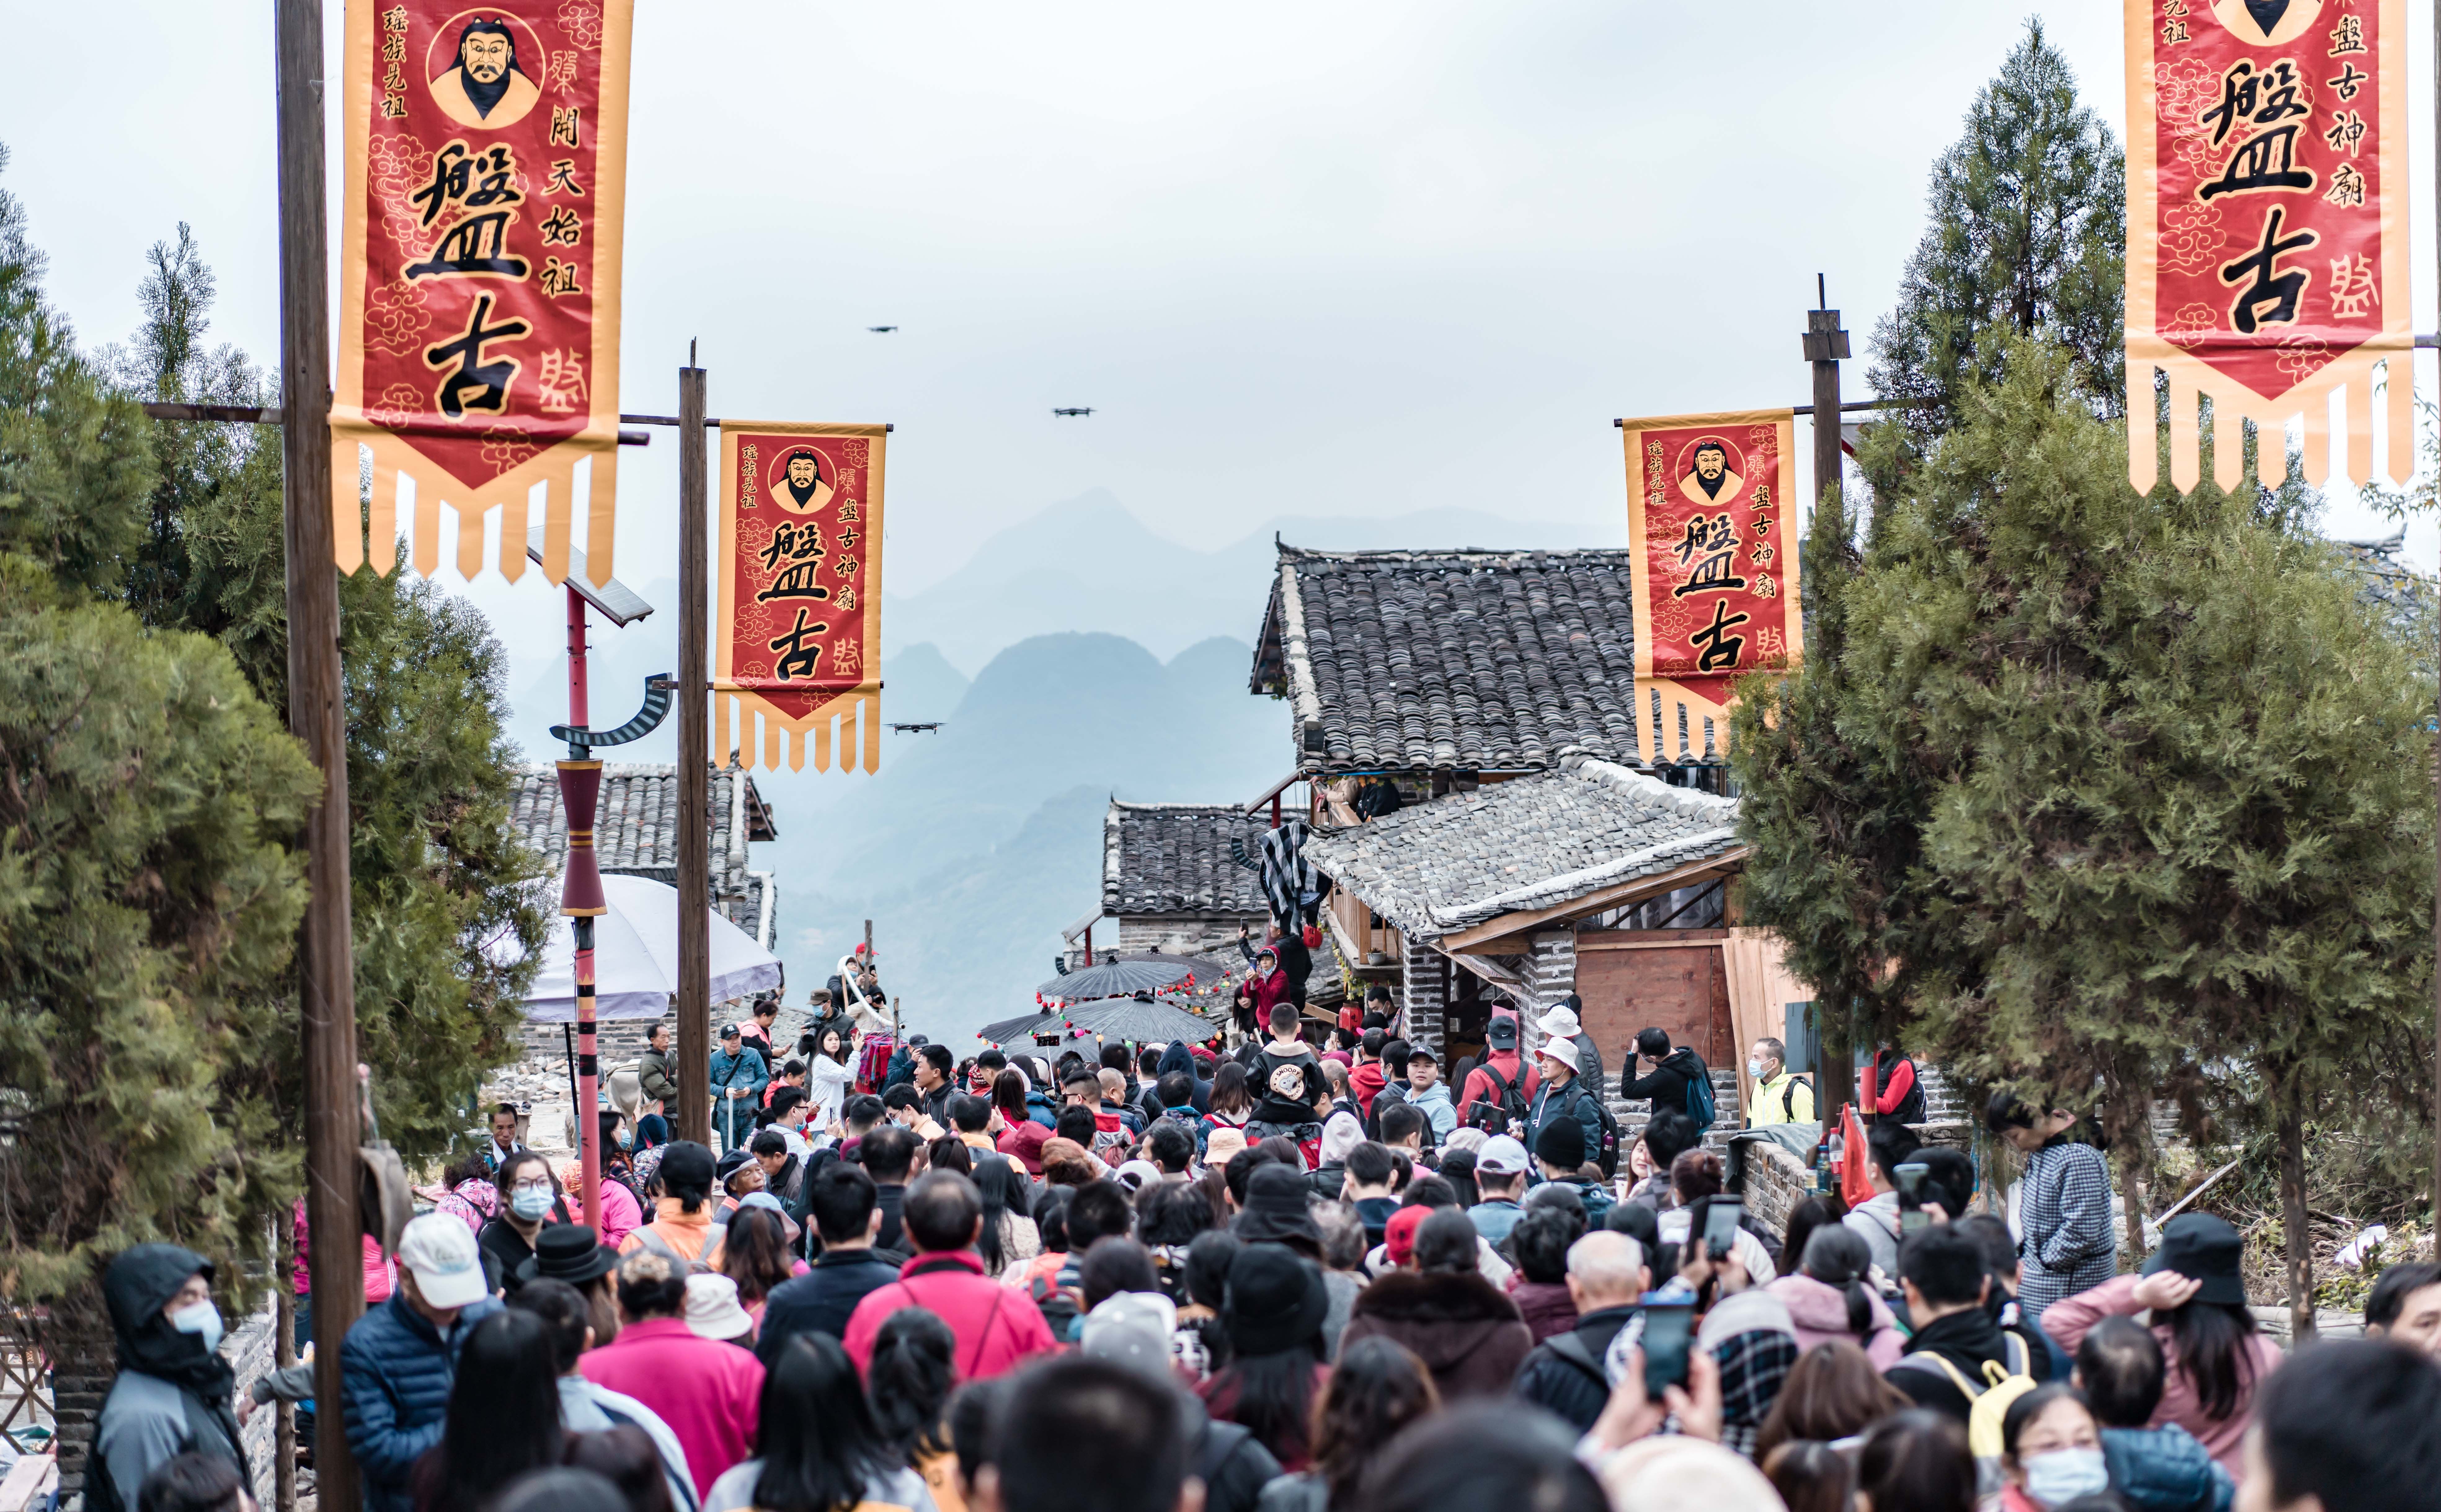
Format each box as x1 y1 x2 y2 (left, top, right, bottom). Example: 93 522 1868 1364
842 1170 1056 1382
1859 1043 1925 1124
1348 1030 1390 1118
1455 1013 1540 1133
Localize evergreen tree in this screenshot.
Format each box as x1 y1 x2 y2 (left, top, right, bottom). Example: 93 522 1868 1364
0 151 320 1312
130 232 548 1163
0 144 545 1330
1867 20 2124 467
1735 343 2434 1336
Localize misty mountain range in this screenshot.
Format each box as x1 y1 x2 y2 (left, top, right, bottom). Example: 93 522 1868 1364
506 494 1615 1038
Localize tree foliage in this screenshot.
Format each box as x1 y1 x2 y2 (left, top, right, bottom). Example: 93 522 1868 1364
0 144 544 1314
1867 20 2125 466
1734 343 2435 1312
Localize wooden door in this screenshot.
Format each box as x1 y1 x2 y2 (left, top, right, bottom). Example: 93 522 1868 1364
1573 929 1729 1069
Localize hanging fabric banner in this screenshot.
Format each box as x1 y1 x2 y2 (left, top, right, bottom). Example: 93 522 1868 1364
2125 0 2412 494
1619 410 1803 765
714 422 888 773
332 0 634 585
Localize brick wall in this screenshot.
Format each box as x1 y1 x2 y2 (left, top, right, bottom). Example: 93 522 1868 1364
1524 930 1576 1012
1401 945 1447 1060
1743 1138 1817 1238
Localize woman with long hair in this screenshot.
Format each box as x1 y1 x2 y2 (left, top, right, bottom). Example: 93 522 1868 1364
1753 1341 1912 1463
926 1138 971 1178
1205 1063 1254 1135
807 1026 854 1133
1778 1196 1844 1281
1767 1226 1902 1368
866 1311 960 1512
1256 1337 1438 1512
972 1154 1040 1280
2041 1214 2280 1476
721 1207 796 1326
701 1333 936 1512
1197 1242 1332 1470
992 1070 1051 1175
414 1310 568 1512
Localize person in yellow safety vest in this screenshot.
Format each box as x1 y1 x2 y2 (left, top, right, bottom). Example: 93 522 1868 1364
1746 1036 1817 1126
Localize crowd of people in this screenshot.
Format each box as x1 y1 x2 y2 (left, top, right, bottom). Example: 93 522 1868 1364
84 989 2441 1512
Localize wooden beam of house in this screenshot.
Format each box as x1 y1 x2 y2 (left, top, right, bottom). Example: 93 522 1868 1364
1434 849 1750 954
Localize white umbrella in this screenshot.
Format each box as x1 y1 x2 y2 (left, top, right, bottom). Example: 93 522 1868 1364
517 874 783 1020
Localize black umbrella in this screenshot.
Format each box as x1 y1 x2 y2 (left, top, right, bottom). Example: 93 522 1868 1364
1036 957 1194 1003
1055 995 1223 1045
974 1010 1063 1047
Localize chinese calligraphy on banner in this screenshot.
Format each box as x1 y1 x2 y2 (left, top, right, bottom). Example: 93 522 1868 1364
332 0 634 585
714 422 888 772
2126 0 2411 493
1619 410 1803 762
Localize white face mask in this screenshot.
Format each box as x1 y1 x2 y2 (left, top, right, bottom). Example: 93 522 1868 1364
2022 1447 2109 1508
1746 1060 1766 1078
169 1299 224 1355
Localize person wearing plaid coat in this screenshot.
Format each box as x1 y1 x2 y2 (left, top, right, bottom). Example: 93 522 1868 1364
1999 1104 2117 1323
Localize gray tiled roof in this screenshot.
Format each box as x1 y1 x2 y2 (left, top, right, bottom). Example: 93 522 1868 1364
1251 545 1646 776
1103 802 1273 917
1301 757 1744 940
507 763 775 931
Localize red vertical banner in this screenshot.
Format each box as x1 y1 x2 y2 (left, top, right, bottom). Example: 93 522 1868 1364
1619 410 1803 765
2126 0 2412 493
713 422 888 773
333 0 633 585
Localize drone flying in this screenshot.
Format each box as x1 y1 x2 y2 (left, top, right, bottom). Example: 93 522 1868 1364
888 722 943 734
868 325 898 333
1052 407 1094 417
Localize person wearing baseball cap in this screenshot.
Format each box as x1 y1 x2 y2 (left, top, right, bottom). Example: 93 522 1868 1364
340 1213 502 1512
1456 1014 1539 1134
1467 1135 1533 1246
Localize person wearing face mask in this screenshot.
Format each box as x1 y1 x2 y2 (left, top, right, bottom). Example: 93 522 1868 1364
1743 1037 1814 1127
479 1150 572 1294
1998 1384 2111 1511
92 1245 250 1512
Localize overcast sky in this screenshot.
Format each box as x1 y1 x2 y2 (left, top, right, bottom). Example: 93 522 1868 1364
5 0 2433 642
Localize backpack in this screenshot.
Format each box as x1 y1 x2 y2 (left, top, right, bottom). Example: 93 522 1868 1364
1684 1062 1717 1129
1899 1333 2035 1490
1551 1080 1623 1178
630 1223 718 1275
1475 1061 1533 1131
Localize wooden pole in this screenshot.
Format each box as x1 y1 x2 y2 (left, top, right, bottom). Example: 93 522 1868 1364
677 360 712 1147
277 1 362 1505
566 588 602 1228
1803 280 1851 1142
271 1209 296 1512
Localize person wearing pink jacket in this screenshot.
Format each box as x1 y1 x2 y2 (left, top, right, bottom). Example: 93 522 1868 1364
843 1171 1056 1382
2040 1214 2282 1479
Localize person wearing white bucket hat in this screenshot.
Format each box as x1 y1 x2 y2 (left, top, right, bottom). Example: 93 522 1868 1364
685 1273 758 1346
1532 997 1604 1090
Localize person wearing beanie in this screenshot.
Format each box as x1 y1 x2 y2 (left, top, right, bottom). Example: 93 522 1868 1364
1235 1164 1326 1259
1339 1209 1532 1402
1382 1206 1430 1270
1196 1242 1333 1471
1533 1118 1614 1227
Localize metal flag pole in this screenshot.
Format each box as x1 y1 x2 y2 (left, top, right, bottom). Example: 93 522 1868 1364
566 587 602 1229
678 356 713 1145
1801 277 1853 1140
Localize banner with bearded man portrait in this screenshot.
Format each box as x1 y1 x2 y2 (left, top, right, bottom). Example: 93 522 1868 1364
714 421 889 773
1618 409 1802 766
332 0 636 586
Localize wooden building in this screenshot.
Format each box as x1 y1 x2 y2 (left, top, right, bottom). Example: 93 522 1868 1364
1250 544 1800 1099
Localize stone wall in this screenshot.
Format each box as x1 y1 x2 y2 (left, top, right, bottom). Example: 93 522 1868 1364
1743 1138 1817 1239
1114 915 1259 958
1523 929 1576 1011
1400 946 1447 1059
